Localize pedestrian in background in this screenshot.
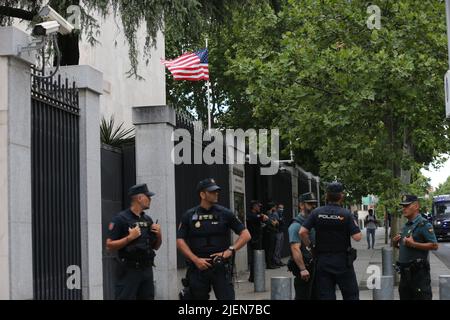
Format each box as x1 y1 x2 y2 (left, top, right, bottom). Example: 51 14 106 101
364 209 378 249
273 203 286 267
263 202 279 269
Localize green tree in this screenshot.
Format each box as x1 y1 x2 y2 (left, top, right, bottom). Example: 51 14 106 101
223 0 450 203
0 0 244 77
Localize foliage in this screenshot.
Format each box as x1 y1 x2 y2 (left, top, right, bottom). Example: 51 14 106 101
100 116 134 147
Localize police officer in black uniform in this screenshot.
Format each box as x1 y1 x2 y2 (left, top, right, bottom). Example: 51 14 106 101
300 182 362 300
176 178 251 300
106 183 162 300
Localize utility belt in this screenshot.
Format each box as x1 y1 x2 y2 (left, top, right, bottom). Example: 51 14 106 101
395 259 430 274
119 257 154 269
187 256 232 271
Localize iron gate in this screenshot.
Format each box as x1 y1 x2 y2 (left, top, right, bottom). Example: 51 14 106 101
31 67 82 300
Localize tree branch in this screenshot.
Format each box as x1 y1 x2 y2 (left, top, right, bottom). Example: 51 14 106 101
0 6 36 21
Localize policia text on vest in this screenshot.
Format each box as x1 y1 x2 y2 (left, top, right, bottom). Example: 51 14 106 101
299 182 362 300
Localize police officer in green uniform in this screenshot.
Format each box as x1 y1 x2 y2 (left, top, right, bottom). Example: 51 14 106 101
106 183 162 300
300 182 362 300
176 178 251 300
393 194 439 300
287 192 318 300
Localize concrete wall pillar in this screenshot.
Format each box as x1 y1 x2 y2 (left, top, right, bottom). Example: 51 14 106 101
56 65 104 300
0 26 35 300
132 105 178 299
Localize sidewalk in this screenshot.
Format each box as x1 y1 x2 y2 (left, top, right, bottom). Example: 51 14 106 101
229 227 450 300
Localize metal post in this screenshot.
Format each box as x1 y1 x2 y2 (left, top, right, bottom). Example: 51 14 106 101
382 247 394 276
205 38 212 131
254 250 266 292
316 178 320 206
373 275 394 300
439 275 450 300
271 277 292 300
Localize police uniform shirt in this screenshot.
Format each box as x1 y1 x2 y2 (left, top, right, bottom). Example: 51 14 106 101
398 214 437 263
302 204 360 253
177 205 245 258
288 214 316 245
108 209 156 260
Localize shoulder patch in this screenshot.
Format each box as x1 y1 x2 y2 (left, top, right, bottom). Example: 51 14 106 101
428 228 434 233
108 222 114 231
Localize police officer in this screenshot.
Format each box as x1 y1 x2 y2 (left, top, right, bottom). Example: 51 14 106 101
246 200 268 282
176 178 251 300
106 183 162 300
299 182 362 300
393 194 438 300
288 192 318 300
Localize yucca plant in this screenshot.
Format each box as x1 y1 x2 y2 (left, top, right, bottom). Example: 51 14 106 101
100 116 135 147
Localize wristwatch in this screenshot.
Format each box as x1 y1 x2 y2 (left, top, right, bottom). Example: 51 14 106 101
228 246 236 254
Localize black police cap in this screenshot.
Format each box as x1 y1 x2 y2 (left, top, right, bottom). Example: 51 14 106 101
327 181 344 193
197 178 221 193
299 192 318 203
399 194 418 206
128 183 155 197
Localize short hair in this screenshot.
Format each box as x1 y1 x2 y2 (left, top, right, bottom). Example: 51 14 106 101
326 192 341 203
368 209 374 214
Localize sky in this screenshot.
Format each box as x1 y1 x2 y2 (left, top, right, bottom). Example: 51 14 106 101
421 154 450 189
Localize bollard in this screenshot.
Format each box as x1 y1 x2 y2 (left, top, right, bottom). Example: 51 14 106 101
373 275 394 300
254 250 266 292
382 247 394 276
439 275 450 300
271 277 292 300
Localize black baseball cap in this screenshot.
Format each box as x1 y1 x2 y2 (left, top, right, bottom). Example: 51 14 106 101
327 181 344 193
128 183 155 197
197 178 221 193
399 194 418 206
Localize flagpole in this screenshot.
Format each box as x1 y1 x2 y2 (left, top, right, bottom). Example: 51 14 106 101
206 38 212 131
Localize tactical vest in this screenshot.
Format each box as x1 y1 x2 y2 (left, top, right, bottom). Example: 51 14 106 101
119 211 157 261
187 206 230 257
314 207 351 253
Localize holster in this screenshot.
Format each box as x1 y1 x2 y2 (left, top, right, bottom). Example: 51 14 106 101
346 247 357 267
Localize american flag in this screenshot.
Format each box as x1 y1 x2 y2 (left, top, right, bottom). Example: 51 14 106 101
161 48 209 81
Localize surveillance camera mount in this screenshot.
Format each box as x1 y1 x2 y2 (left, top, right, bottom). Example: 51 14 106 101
19 33 61 79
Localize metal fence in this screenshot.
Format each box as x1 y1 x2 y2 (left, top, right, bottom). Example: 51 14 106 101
31 67 82 300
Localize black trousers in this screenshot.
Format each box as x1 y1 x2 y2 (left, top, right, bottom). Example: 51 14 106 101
263 231 276 266
399 266 432 300
294 262 316 300
187 263 235 300
315 254 359 300
115 265 154 300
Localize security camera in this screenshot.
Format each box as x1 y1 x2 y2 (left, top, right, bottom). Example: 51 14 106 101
32 21 60 36
38 5 74 35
